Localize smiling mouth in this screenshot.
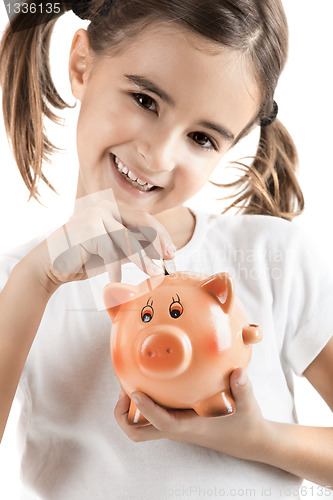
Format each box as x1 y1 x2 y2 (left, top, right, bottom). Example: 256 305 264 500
112 155 159 193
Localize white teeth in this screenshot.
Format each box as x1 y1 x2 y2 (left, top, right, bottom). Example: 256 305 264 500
118 160 125 171
113 156 156 191
127 170 137 181
115 158 129 175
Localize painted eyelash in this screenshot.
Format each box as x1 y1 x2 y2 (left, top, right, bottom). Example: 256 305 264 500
171 294 181 304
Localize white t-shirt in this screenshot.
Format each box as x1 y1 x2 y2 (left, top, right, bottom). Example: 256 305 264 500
1 212 332 500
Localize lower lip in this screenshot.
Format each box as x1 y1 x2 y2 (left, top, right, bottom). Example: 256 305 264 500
109 155 160 198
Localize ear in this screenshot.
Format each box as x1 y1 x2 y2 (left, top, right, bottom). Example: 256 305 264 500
68 29 94 101
103 283 138 322
199 273 235 314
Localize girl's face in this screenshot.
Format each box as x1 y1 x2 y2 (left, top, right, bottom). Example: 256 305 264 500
69 23 261 214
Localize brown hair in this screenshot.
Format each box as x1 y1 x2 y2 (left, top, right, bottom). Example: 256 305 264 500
0 0 304 218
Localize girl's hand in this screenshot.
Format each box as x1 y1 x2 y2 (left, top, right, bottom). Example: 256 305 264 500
38 189 175 286
114 368 269 463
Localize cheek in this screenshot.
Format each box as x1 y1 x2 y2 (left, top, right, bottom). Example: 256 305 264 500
78 91 138 144
202 333 220 356
177 157 218 194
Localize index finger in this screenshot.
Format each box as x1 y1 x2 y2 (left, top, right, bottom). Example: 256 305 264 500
115 208 177 261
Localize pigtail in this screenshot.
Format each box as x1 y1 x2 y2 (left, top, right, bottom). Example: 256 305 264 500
0 1 74 199
221 120 304 221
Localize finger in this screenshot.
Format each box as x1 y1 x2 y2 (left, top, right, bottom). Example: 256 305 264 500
91 234 122 281
105 260 122 283
114 391 162 442
127 246 163 277
114 390 131 425
102 223 163 277
130 392 176 433
118 209 176 260
127 225 160 260
127 424 165 442
229 368 254 412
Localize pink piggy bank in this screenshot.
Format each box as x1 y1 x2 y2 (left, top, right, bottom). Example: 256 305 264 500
103 272 262 426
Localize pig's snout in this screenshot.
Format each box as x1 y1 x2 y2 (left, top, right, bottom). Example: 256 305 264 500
137 329 192 378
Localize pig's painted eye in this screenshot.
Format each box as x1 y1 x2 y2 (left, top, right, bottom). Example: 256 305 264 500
141 305 154 323
169 295 183 319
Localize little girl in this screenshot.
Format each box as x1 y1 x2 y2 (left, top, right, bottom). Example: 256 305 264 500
0 1 332 499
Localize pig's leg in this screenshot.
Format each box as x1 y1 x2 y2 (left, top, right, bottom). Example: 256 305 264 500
128 399 151 426
193 390 235 417
242 324 263 345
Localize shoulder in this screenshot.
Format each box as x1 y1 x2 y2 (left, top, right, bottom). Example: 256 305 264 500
219 213 295 234
201 212 305 249
201 211 293 231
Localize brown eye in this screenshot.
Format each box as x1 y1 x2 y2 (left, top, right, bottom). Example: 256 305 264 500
141 305 154 323
134 93 158 112
169 301 183 319
189 132 216 151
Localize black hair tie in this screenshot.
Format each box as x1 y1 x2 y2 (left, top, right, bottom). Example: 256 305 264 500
100 0 113 15
71 0 91 20
72 0 113 20
260 101 278 127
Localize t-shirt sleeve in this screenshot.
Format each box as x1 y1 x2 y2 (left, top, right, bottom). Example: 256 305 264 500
274 223 333 376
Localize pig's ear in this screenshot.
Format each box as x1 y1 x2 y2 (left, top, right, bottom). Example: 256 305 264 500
199 273 235 314
103 283 137 322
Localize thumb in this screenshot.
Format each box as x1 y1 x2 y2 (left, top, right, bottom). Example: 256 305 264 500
230 368 254 412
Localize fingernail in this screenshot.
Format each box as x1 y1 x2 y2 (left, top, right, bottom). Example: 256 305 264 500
165 243 176 258
161 235 176 257
238 370 247 386
131 394 140 406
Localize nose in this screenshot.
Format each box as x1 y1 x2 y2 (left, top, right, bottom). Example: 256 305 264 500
137 329 192 378
136 127 179 173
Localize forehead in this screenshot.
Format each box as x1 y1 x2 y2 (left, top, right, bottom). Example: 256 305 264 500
95 21 261 135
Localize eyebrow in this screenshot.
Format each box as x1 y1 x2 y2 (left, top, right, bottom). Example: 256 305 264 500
125 74 175 106
124 74 235 142
198 121 235 142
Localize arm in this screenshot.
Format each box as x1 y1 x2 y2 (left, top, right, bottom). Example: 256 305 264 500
261 336 333 486
114 339 333 486
0 242 59 442
0 197 174 443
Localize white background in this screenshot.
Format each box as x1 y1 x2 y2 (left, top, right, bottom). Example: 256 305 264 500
0 1 332 498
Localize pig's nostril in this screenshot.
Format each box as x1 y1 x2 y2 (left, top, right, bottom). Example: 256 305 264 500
138 331 192 377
